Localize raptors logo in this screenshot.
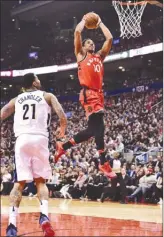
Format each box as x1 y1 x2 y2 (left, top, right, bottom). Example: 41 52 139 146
87 106 93 112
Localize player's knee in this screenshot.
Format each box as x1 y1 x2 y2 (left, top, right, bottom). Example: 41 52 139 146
96 140 104 150
74 127 94 144
94 125 104 139
95 133 104 150
85 126 94 137
12 182 26 192
34 177 46 185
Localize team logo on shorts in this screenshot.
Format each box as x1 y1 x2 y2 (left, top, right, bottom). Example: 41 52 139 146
87 106 93 112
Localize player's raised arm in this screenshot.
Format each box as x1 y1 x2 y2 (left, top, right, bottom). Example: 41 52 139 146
0 98 16 121
97 17 113 61
51 94 67 138
45 93 67 138
74 16 86 56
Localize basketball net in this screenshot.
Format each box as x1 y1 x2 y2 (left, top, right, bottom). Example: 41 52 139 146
112 0 147 39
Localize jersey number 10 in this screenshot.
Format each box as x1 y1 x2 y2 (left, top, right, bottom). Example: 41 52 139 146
93 64 101 73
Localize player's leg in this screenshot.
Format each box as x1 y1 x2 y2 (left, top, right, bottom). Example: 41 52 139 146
54 89 104 162
32 135 55 236
6 135 33 236
54 115 95 162
34 178 54 237
67 88 104 148
54 88 96 162
90 113 116 179
64 115 95 147
6 181 26 236
35 178 49 214
55 113 107 167
92 112 106 164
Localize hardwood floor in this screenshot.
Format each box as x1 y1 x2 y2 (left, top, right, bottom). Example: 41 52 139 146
1 196 162 236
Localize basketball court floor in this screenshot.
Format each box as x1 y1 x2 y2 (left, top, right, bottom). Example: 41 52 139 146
1 196 162 236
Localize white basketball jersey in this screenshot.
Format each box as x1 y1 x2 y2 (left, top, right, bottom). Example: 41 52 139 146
14 90 51 137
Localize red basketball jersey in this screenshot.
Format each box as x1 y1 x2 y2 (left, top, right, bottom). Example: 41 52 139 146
78 53 104 90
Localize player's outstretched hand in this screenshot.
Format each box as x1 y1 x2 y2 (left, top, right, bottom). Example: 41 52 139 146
96 15 102 28
56 127 66 140
82 14 87 22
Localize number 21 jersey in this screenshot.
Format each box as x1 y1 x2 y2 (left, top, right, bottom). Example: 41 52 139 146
78 53 104 90
14 90 51 137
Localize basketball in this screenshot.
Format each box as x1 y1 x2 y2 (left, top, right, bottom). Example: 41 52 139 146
85 12 99 29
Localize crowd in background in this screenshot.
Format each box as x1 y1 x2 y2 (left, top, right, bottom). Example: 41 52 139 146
46 70 162 98
1 63 162 103
1 8 162 70
1 89 163 205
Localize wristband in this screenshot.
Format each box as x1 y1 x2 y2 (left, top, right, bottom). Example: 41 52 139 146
56 138 65 142
98 21 102 27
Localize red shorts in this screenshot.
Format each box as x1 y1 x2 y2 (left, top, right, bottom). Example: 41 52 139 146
79 88 104 119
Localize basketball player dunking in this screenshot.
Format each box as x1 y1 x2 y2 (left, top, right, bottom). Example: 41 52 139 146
0 73 67 236
55 14 116 179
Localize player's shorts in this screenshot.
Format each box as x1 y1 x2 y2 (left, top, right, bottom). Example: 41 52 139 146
79 87 104 119
14 134 52 182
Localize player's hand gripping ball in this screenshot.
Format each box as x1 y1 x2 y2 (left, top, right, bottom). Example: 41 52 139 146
83 12 100 29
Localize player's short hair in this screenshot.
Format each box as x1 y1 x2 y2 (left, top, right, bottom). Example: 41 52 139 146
23 73 36 88
82 38 92 46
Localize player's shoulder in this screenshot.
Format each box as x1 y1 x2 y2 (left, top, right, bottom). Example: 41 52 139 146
43 92 54 98
8 96 18 106
43 92 58 106
12 96 18 102
77 52 87 63
95 52 103 60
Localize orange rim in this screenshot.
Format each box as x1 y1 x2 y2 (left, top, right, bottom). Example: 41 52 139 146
116 1 148 6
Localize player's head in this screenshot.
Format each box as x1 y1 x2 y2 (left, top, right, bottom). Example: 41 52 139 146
82 38 95 53
23 73 41 90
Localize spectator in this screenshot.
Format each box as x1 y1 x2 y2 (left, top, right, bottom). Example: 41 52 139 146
154 172 163 205
114 137 124 154
70 169 87 199
147 156 155 168
127 164 136 179
154 156 162 170
126 168 157 202
88 171 109 201
110 152 122 201
1 169 12 195
118 168 130 204
154 166 161 179
47 169 61 197
59 184 72 199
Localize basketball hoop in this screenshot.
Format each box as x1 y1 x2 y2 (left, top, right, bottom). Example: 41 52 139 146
113 0 147 39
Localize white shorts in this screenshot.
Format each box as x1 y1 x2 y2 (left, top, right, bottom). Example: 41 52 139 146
14 134 52 182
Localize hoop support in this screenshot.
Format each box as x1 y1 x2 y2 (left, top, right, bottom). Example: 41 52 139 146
119 1 148 6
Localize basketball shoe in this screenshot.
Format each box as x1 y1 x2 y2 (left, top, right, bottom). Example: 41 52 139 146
99 162 117 179
54 141 65 163
6 223 17 236
39 213 55 236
